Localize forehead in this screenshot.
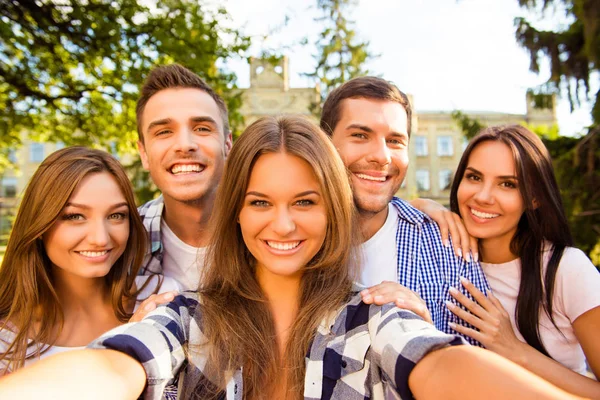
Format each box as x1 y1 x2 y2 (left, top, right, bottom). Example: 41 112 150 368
69 172 126 203
141 87 223 132
468 141 516 175
247 152 319 190
336 97 408 133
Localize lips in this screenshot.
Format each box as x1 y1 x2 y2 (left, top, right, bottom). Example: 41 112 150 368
354 172 387 182
76 250 110 258
470 207 499 219
170 163 205 175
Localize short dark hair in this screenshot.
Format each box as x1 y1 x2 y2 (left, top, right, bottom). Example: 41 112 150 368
136 64 229 142
320 76 412 136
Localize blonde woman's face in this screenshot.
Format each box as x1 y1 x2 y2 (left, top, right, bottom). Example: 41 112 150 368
238 152 328 282
43 172 130 282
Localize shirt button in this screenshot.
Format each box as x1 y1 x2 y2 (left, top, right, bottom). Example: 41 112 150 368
234 384 238 394
341 360 347 368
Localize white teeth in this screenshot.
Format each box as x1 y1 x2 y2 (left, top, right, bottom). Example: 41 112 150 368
78 250 108 258
171 164 203 174
470 208 499 219
355 173 386 182
266 241 301 250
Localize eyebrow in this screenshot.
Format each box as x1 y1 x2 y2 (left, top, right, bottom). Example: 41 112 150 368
65 202 129 210
465 167 518 180
147 116 219 132
191 116 218 126
346 123 408 138
245 190 321 198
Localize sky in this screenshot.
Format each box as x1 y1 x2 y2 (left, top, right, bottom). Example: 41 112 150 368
220 0 594 136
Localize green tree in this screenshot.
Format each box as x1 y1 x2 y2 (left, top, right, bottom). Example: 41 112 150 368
0 0 250 202
514 0 600 265
304 0 375 115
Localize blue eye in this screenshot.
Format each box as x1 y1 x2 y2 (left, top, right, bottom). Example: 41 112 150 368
62 213 84 221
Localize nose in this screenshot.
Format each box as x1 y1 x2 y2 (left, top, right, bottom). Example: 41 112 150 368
473 183 495 205
271 207 296 236
173 130 198 153
88 219 110 247
366 138 391 166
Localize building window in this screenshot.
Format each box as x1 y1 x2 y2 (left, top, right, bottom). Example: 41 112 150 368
1 177 18 198
437 136 454 156
8 150 17 163
415 136 428 156
439 169 453 191
416 169 430 191
55 141 65 150
30 143 45 162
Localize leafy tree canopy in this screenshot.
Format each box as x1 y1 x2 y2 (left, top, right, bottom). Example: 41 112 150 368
0 0 250 179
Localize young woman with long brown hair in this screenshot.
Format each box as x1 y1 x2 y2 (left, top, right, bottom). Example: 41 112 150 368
0 118 580 399
0 147 180 373
429 125 600 398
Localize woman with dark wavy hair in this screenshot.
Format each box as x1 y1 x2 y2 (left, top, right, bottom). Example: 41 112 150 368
441 125 600 398
0 119 578 399
0 147 180 373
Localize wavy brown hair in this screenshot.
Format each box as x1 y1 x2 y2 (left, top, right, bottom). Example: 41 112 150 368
0 147 148 371
199 116 359 399
450 125 573 357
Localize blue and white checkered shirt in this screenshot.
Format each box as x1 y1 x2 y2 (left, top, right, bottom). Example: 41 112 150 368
138 196 166 276
387 197 490 346
89 291 465 400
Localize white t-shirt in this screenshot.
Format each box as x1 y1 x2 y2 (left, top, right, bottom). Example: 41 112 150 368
481 246 600 375
355 203 399 287
160 219 206 291
0 275 181 372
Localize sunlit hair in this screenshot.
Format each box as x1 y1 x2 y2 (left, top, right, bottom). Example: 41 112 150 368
0 147 148 371
135 64 230 142
197 116 359 399
320 76 412 135
450 125 573 357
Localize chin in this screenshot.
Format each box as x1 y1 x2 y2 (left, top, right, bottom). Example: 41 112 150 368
354 196 390 215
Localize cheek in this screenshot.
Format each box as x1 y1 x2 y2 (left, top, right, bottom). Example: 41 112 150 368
112 223 131 248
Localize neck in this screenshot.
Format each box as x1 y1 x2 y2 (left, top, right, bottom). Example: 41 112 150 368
357 205 389 242
162 194 213 248
480 236 519 264
256 269 301 355
53 272 109 316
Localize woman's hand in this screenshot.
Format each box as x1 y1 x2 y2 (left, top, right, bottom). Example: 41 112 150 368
410 198 478 261
361 281 432 324
130 291 178 323
445 277 524 360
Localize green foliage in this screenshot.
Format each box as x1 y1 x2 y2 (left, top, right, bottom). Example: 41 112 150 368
515 0 600 125
304 0 376 115
0 0 250 203
451 111 486 140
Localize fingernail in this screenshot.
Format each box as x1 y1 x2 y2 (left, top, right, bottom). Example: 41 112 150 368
443 239 449 248
396 298 405 306
457 248 463 258
165 293 174 300
448 322 456 329
360 289 369 295
460 276 470 285
144 303 155 311
374 295 383 302
445 301 455 309
449 286 458 295
474 252 479 262
466 252 472 262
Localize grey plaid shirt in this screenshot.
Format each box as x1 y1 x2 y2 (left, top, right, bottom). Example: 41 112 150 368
138 196 166 276
89 291 465 399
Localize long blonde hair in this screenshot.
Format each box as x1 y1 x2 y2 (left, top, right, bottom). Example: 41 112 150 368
0 147 147 371
199 116 359 399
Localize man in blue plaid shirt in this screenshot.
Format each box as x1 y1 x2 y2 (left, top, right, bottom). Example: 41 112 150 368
320 77 490 344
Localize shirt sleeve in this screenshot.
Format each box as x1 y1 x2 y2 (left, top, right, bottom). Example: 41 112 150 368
87 293 198 400
369 304 467 399
555 247 600 322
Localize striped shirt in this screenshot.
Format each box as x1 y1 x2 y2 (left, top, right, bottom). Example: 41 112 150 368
89 291 465 400
137 196 165 276
387 198 490 346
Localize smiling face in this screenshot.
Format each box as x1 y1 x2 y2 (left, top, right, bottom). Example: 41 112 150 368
457 140 526 249
329 98 409 217
42 172 130 281
138 87 232 204
238 152 328 281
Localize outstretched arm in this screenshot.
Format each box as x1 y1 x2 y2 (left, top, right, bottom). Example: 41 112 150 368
0 349 145 400
409 345 582 400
